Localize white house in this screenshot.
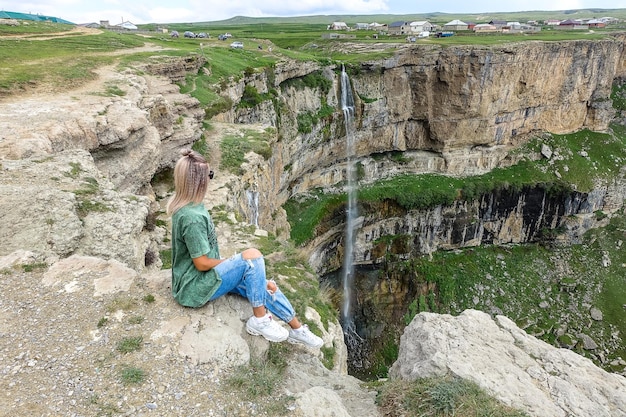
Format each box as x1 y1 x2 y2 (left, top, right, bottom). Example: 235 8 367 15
599 17 618 24
328 22 348 30
116 21 137 30
368 22 386 31
443 19 468 31
409 21 435 33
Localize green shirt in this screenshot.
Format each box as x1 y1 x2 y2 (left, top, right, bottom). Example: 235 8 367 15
171 203 222 307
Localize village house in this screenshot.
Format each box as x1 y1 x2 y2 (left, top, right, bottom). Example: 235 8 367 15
473 23 499 33
443 19 468 31
353 23 369 30
409 21 435 33
507 21 522 30
587 19 606 28
116 20 137 30
388 21 410 35
368 22 387 31
599 17 618 24
321 33 356 39
520 23 542 32
557 19 588 30
544 19 562 26
489 20 508 28
327 21 348 30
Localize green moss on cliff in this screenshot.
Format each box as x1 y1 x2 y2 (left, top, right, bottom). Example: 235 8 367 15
396 212 626 371
285 127 626 246
611 80 626 112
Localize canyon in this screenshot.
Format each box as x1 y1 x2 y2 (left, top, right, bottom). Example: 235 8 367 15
2 31 626 416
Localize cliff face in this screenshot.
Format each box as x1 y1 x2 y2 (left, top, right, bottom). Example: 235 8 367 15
229 36 626 271
308 182 626 275
277 36 626 198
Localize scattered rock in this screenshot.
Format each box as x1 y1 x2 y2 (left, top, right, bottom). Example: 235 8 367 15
590 307 603 321
541 144 553 159
578 333 599 350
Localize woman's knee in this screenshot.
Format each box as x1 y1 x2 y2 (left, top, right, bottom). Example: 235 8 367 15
242 248 262 260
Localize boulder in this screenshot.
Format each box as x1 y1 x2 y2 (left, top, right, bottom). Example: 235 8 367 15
389 309 626 417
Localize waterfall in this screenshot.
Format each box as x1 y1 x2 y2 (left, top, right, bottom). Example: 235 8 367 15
340 66 361 347
246 190 259 227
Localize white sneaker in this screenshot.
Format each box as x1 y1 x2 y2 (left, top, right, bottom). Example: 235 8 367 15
246 313 289 342
287 324 323 348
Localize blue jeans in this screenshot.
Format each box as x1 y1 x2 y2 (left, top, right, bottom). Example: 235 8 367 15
211 253 296 323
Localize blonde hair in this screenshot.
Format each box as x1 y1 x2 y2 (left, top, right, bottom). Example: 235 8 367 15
166 149 210 216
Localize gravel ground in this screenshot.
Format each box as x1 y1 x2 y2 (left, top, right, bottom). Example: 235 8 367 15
0 264 265 416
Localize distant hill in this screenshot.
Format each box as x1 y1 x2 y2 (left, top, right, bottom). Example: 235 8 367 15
170 8 626 26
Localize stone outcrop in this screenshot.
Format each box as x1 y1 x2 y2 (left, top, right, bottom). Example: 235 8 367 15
389 309 626 417
0 63 203 194
213 36 626 273
0 59 204 268
0 247 375 416
0 150 159 270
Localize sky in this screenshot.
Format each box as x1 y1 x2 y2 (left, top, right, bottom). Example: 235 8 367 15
2 0 625 24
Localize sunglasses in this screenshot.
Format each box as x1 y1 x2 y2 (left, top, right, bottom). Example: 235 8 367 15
208 170 214 179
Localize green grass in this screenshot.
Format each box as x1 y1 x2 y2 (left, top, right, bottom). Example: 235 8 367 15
219 129 273 174
0 21 75 36
272 260 336 337
611 80 626 112
119 366 147 385
226 343 292 415
419 29 611 46
116 336 144 354
3 17 621 107
0 31 144 94
389 212 626 370
106 295 138 312
376 376 529 417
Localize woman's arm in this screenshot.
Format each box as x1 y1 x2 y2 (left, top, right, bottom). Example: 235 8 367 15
192 255 223 271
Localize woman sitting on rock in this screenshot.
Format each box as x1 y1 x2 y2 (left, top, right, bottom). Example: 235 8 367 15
167 149 323 348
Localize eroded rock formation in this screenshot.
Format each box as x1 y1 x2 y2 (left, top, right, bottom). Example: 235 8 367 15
0 61 203 267
390 310 626 417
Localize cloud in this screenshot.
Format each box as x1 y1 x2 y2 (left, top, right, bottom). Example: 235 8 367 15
147 7 200 23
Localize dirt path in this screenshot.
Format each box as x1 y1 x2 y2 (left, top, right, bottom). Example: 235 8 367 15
0 25 102 40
